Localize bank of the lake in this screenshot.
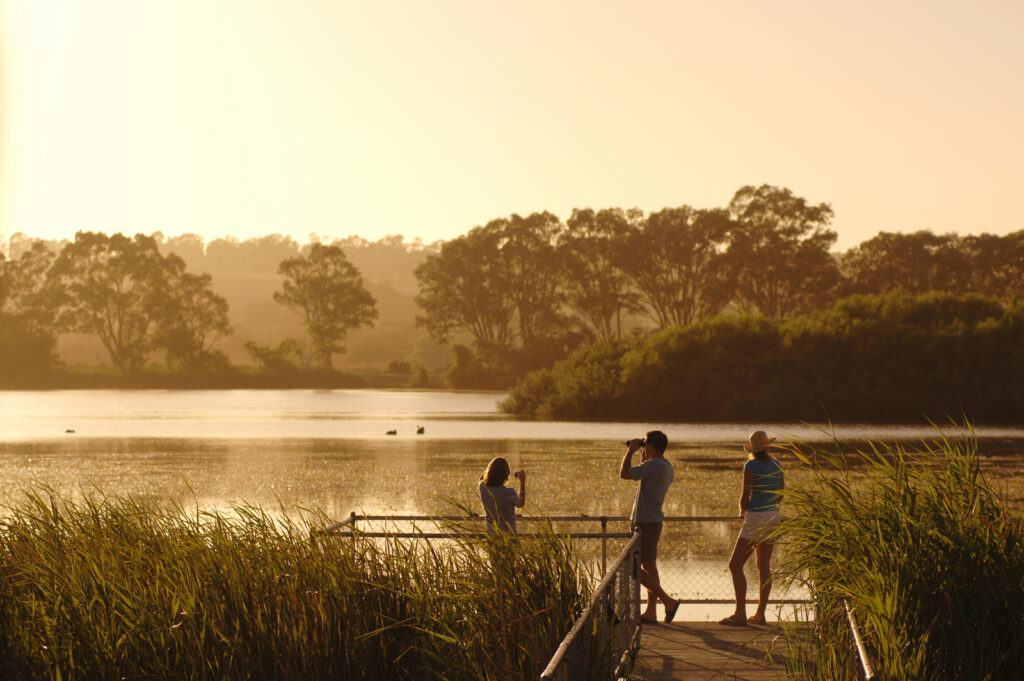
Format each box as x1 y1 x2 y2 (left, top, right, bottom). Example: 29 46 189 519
0 366 417 390
502 293 1024 424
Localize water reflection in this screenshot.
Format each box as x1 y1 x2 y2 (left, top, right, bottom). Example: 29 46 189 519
4 389 1024 441
1 390 1022 520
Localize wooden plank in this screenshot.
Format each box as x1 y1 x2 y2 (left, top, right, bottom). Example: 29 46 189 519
632 621 807 681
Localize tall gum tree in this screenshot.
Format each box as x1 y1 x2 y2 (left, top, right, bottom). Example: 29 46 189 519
273 243 378 369
628 206 734 328
0 241 60 380
155 268 232 371
415 213 570 372
726 185 840 318
960 231 1024 302
494 212 567 353
560 207 641 340
840 231 972 297
414 225 516 347
47 232 177 375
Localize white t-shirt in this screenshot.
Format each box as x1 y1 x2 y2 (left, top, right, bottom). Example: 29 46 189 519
628 457 674 524
479 483 520 534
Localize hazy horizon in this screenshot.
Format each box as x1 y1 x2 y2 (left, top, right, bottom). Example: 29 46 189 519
2 1 1023 250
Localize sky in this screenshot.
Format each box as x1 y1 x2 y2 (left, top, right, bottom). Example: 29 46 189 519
1 1 1022 251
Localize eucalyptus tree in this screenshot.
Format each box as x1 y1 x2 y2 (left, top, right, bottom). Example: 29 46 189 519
961 230 1024 302
47 231 232 375
48 232 179 375
0 240 60 379
628 206 735 328
495 211 567 353
560 207 641 340
839 230 971 296
155 270 232 371
0 240 58 332
416 212 571 383
273 243 378 369
726 184 840 318
414 224 517 348
0 251 9 308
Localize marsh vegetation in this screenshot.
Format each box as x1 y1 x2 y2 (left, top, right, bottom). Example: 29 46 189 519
781 434 1024 680
0 492 591 681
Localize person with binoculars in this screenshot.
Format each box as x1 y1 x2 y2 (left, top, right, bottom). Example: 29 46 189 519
620 430 680 624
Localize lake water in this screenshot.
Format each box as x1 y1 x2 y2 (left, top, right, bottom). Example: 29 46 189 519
6 388 1024 442
3 389 1022 618
3 389 1022 514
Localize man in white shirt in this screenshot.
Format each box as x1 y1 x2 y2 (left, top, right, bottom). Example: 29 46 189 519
620 430 680 624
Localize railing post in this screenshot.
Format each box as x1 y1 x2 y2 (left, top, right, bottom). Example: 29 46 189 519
601 516 608 574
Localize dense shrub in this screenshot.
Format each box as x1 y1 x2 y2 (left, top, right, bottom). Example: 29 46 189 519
501 338 639 418
502 292 1024 422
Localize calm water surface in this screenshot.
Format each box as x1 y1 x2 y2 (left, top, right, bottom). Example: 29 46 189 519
5 389 1023 441
2 389 1022 519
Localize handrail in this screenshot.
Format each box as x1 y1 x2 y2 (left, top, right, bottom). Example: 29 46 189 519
322 531 633 539
843 599 877 681
311 513 636 573
540 532 642 680
313 512 749 578
330 514 740 522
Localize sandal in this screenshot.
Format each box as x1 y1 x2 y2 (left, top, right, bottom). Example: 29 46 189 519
719 615 747 626
663 601 680 624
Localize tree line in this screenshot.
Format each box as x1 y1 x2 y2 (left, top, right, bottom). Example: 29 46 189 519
0 233 377 384
3 183 1023 388
413 184 1024 388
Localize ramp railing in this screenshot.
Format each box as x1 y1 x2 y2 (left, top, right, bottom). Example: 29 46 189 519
539 533 642 681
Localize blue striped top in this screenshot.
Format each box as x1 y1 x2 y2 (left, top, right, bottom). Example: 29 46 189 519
745 457 783 511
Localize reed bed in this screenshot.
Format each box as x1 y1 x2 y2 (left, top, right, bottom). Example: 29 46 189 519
779 431 1024 681
0 491 591 681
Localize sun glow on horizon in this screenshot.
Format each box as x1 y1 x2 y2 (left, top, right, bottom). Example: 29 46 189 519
2 0 1023 250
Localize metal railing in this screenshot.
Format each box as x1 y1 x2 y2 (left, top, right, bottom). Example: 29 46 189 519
843 599 878 681
539 533 642 681
313 513 637 573
313 513 807 604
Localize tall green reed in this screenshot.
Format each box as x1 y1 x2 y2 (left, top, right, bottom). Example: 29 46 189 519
0 490 590 681
779 430 1024 681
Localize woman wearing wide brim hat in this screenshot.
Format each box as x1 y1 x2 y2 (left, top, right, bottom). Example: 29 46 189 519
720 430 784 626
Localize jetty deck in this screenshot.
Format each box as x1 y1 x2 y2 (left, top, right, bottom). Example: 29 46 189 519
632 621 807 680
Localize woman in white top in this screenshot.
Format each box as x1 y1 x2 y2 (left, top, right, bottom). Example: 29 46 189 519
478 457 526 534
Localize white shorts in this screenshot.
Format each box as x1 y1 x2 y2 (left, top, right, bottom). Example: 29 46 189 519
739 509 781 543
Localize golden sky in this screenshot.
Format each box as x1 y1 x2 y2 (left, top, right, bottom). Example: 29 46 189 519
1 0 1022 249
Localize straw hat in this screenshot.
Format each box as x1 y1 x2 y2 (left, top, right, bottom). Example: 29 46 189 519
744 430 776 453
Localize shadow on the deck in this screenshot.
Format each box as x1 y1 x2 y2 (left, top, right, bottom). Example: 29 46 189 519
632 621 811 681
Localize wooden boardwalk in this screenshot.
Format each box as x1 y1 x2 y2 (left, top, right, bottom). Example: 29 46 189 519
631 621 806 680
